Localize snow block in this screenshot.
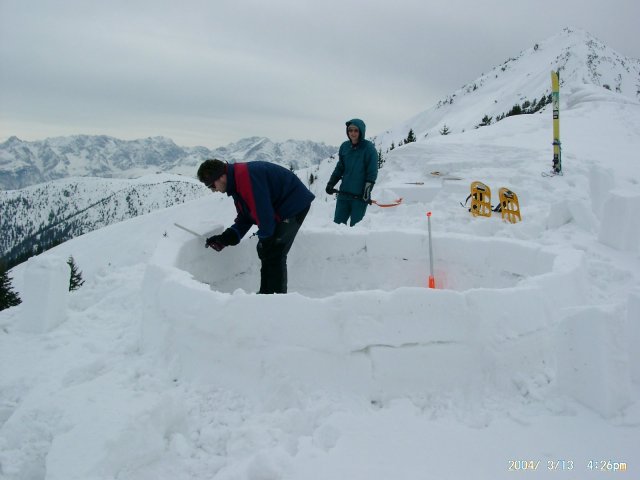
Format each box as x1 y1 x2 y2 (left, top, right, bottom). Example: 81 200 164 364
523 247 587 310
19 255 69 333
567 199 597 232
368 342 479 398
545 199 597 233
340 288 471 350
588 165 615 220
556 305 632 418
465 287 555 393
546 200 572 229
598 189 640 253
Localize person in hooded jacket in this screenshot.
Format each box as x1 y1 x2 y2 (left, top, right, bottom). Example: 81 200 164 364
197 159 314 294
325 118 378 226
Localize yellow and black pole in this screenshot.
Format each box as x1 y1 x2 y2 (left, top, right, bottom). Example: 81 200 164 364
551 70 562 174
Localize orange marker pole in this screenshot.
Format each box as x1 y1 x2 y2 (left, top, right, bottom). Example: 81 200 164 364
426 212 435 288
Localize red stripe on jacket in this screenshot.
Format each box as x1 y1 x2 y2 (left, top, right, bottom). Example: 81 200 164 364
234 163 259 226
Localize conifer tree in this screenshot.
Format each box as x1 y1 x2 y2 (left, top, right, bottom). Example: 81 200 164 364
506 104 523 117
475 115 493 129
0 260 21 311
67 256 85 291
377 148 385 169
439 124 451 135
405 129 416 143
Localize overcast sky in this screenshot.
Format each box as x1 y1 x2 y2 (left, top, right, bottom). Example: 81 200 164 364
1 0 639 149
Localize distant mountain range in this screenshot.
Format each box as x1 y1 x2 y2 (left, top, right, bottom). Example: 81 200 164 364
0 135 338 190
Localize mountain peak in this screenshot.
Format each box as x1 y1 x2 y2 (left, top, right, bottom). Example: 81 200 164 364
373 29 640 149
1 136 24 147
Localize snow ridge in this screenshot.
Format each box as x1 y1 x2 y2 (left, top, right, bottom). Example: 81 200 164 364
373 28 640 149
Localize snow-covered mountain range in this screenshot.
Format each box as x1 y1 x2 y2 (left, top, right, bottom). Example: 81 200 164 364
0 135 337 190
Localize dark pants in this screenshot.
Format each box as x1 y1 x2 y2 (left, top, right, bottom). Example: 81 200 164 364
334 196 368 226
256 206 309 294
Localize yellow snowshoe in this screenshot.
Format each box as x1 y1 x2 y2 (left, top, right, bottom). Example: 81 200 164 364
498 188 521 223
469 181 492 217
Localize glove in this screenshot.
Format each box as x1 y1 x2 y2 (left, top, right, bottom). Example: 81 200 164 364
205 235 226 251
205 228 239 251
325 177 339 195
363 181 374 202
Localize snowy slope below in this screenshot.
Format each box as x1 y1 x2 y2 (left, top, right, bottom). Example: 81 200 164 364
0 174 207 266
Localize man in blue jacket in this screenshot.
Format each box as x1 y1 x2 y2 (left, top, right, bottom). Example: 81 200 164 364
197 159 315 294
325 118 378 226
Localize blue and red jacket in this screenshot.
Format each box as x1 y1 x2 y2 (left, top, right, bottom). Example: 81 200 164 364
226 161 315 241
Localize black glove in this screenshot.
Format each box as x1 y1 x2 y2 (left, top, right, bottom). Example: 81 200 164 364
363 181 374 202
205 228 239 251
205 235 226 251
325 177 339 195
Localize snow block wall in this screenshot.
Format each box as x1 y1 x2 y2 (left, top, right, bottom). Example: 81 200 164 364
141 227 593 406
588 165 615 220
556 305 633 418
598 189 640 253
19 255 69 333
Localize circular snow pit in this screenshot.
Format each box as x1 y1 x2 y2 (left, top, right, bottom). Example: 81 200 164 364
144 226 585 400
174 230 560 296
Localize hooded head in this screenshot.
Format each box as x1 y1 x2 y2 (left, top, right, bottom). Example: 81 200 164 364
345 118 366 144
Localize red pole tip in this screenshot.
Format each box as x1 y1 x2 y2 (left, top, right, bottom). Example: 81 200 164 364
426 211 432 217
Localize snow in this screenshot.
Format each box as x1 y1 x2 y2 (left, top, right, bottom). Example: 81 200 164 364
18 256 69 334
2 83 640 479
